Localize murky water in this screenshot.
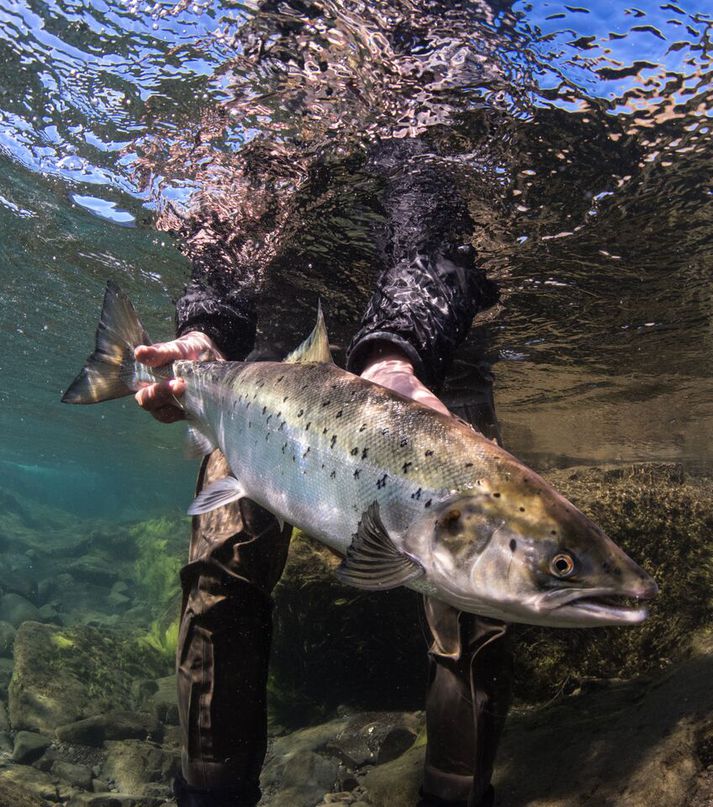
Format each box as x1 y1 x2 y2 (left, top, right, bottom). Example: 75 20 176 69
0 1 712 804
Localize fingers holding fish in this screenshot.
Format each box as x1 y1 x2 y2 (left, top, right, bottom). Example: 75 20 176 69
134 330 225 367
135 378 186 422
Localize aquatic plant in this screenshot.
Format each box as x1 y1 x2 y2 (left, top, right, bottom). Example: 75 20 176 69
130 516 186 608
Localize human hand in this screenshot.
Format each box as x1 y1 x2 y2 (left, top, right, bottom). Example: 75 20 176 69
360 344 451 417
134 331 225 423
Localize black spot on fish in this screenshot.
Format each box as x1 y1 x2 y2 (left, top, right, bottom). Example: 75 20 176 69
359 423 367 432
425 449 434 457
400 437 408 447
246 402 251 409
278 421 286 432
248 421 252 428
305 421 311 430
277 411 281 418
330 435 337 448
550 530 557 536
330 470 336 479
361 448 369 460
402 462 412 473
465 462 473 468
351 447 359 456
277 375 284 382
323 427 328 435
266 414 272 424
321 463 325 469
303 447 310 458
283 395 289 402
493 492 501 498
381 427 390 436
335 409 343 418
519 506 525 512
322 399 331 407
424 499 432 508
376 474 388 489
265 434 270 441
297 409 304 417
282 443 288 454
411 488 422 501
262 406 267 415
292 455 296 462
509 539 517 552
353 469 360 479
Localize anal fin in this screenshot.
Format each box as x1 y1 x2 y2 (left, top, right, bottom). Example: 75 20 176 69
188 476 245 515
336 502 425 590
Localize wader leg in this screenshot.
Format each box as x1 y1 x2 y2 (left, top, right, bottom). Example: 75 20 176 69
420 365 512 807
175 450 292 804
421 611 511 806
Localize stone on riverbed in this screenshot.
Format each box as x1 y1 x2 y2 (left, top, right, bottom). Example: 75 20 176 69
101 739 180 795
55 711 161 747
8 622 168 733
11 729 52 764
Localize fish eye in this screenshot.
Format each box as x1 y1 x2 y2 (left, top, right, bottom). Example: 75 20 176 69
550 553 575 578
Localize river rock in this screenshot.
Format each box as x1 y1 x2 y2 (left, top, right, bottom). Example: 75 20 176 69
51 759 94 790
66 795 167 807
0 657 14 693
56 711 161 747
101 739 180 795
12 730 52 764
0 769 54 806
148 675 179 725
0 593 40 628
0 763 73 802
262 749 340 807
324 711 420 766
66 555 118 586
8 622 168 733
0 620 16 656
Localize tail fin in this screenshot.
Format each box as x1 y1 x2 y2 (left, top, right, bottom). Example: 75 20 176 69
62 281 154 405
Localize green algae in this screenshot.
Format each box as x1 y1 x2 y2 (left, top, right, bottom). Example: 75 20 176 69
130 516 185 606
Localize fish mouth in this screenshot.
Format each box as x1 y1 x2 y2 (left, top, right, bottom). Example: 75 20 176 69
543 584 657 625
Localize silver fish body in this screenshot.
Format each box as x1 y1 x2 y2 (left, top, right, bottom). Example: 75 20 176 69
63 283 658 628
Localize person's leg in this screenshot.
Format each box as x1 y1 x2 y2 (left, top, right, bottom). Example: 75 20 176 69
420 612 511 807
175 450 292 806
420 367 513 807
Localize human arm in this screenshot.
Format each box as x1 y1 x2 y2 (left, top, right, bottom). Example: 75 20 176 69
348 138 497 396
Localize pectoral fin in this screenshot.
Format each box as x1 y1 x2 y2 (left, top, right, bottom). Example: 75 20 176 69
188 477 245 515
185 424 217 458
336 502 425 590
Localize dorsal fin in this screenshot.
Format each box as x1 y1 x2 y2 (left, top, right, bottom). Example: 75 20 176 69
284 301 333 364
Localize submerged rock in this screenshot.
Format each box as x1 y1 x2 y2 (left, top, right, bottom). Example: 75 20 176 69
324 711 421 766
0 593 40 628
55 711 161 747
50 759 95 791
8 622 169 733
101 739 180 795
11 730 52 764
0 620 15 657
0 773 50 807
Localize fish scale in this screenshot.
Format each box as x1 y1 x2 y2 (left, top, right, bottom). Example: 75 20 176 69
178 358 479 555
